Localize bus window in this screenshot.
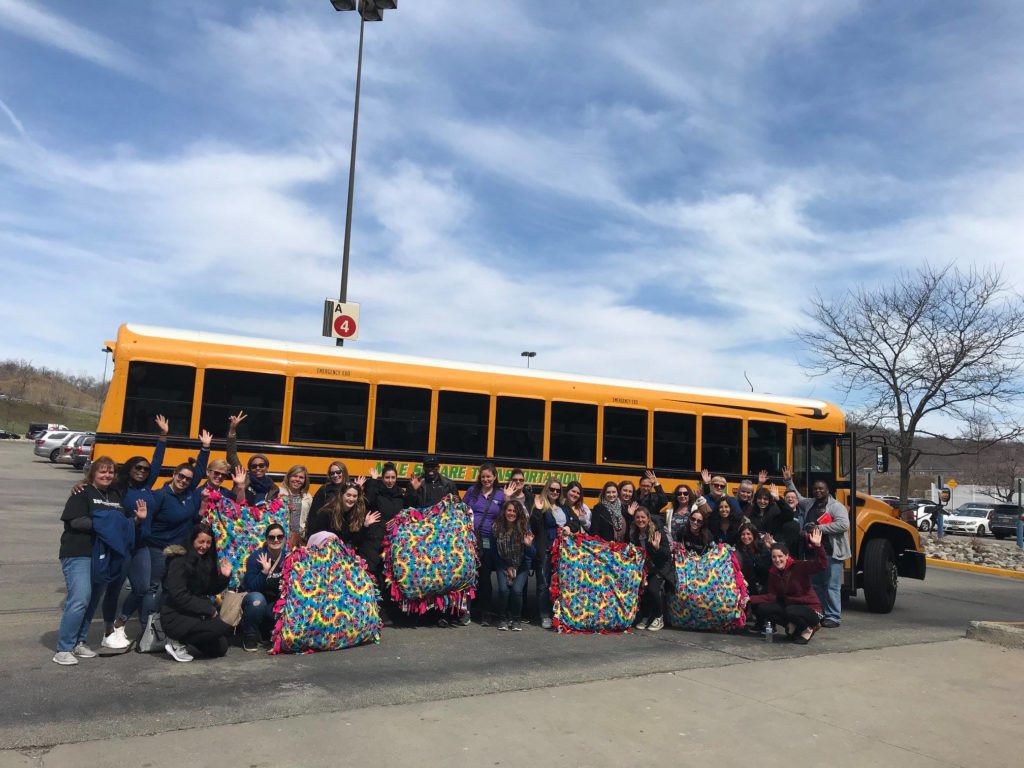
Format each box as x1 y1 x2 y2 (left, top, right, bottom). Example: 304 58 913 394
436 391 489 456
122 361 195 436
653 411 696 471
550 401 597 463
200 369 285 443
290 378 369 446
702 416 741 475
494 396 544 460
373 385 431 452
603 406 647 465
748 420 786 474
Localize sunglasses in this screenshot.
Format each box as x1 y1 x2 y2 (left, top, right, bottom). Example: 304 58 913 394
549 487 562 494
677 491 689 496
267 534 285 542
328 469 345 476
711 483 726 489
250 462 267 470
208 470 226 478
690 518 703 525
175 473 194 481
132 464 151 472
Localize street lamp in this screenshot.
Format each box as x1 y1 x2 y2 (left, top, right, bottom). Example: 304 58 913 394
329 0 397 346
521 351 537 368
100 346 112 393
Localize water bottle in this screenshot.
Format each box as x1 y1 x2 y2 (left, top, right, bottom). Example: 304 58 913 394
764 621 774 643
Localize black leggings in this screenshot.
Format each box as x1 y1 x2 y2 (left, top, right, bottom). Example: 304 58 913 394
639 575 666 621
175 618 233 658
753 602 819 634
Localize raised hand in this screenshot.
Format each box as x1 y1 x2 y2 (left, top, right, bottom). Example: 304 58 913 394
365 510 382 526
768 483 780 500
369 467 380 480
644 469 659 485
781 465 793 481
199 429 213 449
135 499 148 520
355 476 367 487
809 527 823 547
652 530 662 548
758 469 768 484
628 501 639 516
762 532 775 547
232 465 247 487
227 411 247 435
504 479 523 496
154 414 170 435
701 468 712 484
257 551 272 574
219 559 232 578
409 476 422 491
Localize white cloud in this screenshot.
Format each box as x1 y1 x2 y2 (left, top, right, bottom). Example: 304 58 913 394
0 0 142 77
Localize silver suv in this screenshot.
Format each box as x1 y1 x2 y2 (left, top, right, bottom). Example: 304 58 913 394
33 431 79 462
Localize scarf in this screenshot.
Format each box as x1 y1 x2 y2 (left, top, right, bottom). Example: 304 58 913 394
286 493 303 530
494 527 524 569
604 498 625 532
249 472 274 498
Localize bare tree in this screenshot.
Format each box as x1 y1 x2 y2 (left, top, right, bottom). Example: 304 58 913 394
797 263 1024 505
969 440 1024 503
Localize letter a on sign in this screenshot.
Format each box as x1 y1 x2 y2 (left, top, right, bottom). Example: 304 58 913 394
322 300 361 341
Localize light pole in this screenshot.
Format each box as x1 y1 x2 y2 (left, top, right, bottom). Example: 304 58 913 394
100 346 112 393
521 351 536 368
330 0 397 346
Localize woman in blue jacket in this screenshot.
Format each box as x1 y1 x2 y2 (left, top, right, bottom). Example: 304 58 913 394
240 523 287 651
490 500 536 632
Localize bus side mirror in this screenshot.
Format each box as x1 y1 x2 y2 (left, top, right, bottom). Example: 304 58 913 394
876 446 889 474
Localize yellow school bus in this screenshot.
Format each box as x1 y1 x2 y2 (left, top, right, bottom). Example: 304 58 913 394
94 323 924 611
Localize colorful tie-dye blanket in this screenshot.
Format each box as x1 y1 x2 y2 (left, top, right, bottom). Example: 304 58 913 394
667 542 748 631
203 492 289 590
270 538 382 654
549 532 646 634
382 495 478 615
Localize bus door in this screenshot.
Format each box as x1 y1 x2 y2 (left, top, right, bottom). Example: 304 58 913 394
792 429 857 593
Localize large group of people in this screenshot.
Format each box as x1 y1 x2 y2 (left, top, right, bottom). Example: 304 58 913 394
54 411 850 665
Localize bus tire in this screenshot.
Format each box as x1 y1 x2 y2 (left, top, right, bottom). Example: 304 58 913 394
862 538 897 614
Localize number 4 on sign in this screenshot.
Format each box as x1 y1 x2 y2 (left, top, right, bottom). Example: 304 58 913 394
322 300 361 342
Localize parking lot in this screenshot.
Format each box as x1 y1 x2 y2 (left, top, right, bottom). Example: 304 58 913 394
2 441 1023 752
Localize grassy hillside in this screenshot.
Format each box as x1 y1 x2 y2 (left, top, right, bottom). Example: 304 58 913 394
0 360 103 434
1 399 99 434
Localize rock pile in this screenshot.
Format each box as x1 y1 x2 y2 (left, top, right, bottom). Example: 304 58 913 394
924 535 1024 571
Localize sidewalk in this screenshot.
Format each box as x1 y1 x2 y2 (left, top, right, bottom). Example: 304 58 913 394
3 638 1019 768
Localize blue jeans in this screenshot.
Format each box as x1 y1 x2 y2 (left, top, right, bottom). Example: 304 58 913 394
57 557 102 651
241 591 275 636
812 558 843 623
116 546 153 627
935 509 944 538
495 567 530 621
536 555 552 620
138 546 167 631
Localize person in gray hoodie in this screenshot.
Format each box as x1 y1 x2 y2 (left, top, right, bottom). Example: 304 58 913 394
782 466 850 628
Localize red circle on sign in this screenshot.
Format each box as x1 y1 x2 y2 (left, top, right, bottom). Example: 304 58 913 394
333 314 357 338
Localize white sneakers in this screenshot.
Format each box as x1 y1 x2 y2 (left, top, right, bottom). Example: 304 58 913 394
52 651 78 666
647 617 664 631
101 626 132 651
164 641 193 663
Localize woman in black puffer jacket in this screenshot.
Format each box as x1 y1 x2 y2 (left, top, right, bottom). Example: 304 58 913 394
161 523 232 662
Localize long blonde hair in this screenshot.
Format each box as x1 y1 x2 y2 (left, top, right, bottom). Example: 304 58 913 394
536 475 563 513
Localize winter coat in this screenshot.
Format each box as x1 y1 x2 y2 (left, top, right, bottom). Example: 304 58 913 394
590 502 628 543
363 478 408 525
636 486 670 516
310 482 345 520
242 545 287 604
629 528 676 593
749 542 828 610
529 504 581 563
736 542 772 595
785 481 852 561
408 473 459 508
160 543 230 640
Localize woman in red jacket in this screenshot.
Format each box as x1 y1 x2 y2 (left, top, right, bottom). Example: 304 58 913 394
749 527 826 644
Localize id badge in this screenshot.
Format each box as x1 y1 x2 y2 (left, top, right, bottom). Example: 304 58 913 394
482 537 491 550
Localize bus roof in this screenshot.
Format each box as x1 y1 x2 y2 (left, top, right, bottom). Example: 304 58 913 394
120 323 835 413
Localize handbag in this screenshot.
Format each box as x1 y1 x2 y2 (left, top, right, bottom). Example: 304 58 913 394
136 613 166 653
219 590 247 628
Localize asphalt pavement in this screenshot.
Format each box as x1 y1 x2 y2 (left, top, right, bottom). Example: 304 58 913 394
1 443 1022 760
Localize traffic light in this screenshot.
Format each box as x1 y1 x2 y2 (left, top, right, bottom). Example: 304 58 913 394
876 445 889 473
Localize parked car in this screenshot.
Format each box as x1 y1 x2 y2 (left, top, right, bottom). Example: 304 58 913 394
33 431 77 462
27 422 69 440
72 435 95 470
0 429 21 440
943 504 995 536
56 433 93 465
989 504 1024 540
903 503 939 532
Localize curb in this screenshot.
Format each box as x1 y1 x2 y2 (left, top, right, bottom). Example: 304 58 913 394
966 621 1024 650
926 557 1024 580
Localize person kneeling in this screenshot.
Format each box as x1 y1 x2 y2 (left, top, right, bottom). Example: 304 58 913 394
160 524 233 662
748 528 827 645
241 523 287 652
630 507 675 631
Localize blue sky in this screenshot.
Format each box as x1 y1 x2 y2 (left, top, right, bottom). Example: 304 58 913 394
1 0 1022 413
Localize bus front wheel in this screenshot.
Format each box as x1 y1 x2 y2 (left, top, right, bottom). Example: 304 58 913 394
862 538 898 614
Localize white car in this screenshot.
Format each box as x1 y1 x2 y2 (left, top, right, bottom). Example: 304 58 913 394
905 504 938 532
942 505 993 536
